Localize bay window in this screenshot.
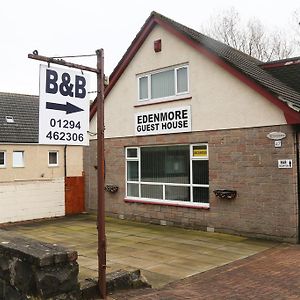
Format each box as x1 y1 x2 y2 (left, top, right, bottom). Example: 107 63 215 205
138 65 189 101
126 144 209 207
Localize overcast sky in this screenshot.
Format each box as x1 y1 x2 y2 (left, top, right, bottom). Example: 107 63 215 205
0 0 299 97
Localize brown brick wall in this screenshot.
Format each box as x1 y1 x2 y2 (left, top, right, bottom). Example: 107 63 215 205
85 125 299 243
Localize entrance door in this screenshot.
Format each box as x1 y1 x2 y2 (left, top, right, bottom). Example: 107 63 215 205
65 176 85 215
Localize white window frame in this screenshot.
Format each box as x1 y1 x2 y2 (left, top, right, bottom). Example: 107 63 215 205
13 151 24 168
190 144 209 204
0 151 6 168
48 151 59 167
137 64 189 102
125 147 140 199
125 144 209 207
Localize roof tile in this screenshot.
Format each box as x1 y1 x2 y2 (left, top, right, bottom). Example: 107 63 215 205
0 92 39 143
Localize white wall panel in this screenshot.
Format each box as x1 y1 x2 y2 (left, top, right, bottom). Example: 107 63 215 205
97 25 286 139
0 178 65 223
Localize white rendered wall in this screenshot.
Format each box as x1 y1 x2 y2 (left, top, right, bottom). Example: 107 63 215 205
89 24 287 139
0 178 65 223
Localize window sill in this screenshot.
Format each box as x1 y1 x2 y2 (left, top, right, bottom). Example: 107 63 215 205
124 198 209 209
134 95 192 108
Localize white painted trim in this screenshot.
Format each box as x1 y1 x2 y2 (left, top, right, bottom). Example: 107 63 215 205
137 75 149 101
125 197 210 208
175 66 189 95
137 64 189 103
190 144 209 160
125 143 209 205
48 151 59 167
125 147 139 160
134 93 192 107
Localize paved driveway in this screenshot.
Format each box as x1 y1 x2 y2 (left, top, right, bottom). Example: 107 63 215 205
4 214 277 289
112 244 300 299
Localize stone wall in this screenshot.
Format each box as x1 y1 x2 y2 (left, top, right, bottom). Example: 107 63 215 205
85 125 299 243
0 230 79 299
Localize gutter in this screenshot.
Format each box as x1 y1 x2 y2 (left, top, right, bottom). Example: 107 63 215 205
64 145 67 178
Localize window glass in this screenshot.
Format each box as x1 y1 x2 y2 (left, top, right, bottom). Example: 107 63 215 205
0 151 5 167
193 187 209 203
141 146 189 184
177 67 188 93
127 183 139 197
165 185 190 201
13 151 24 168
138 65 189 101
139 76 148 100
127 161 139 181
49 151 58 166
192 160 209 184
127 148 138 158
141 184 163 199
125 144 209 205
151 69 175 99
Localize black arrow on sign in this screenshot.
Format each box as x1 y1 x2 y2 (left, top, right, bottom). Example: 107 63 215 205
46 102 84 114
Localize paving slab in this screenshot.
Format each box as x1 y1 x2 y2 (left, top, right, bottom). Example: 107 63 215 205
4 213 277 289
112 244 300 299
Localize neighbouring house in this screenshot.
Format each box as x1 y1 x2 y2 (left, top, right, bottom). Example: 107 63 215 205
85 12 300 243
0 92 85 224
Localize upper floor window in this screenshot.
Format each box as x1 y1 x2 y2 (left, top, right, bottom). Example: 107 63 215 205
0 151 6 168
138 65 189 102
13 151 24 168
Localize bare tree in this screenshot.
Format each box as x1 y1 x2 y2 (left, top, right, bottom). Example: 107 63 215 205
292 9 300 49
202 8 295 62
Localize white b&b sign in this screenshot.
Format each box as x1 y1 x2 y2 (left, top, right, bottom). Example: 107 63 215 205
39 65 90 146
135 106 191 136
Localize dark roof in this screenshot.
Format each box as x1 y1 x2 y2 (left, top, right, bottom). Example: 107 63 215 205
151 12 300 111
260 58 300 94
260 56 300 66
264 64 300 94
0 92 39 143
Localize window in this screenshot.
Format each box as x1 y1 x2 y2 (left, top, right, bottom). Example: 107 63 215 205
0 151 6 168
13 151 24 168
138 65 189 101
48 151 58 166
125 144 209 207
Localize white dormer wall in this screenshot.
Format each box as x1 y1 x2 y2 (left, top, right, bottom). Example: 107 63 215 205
90 24 286 138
